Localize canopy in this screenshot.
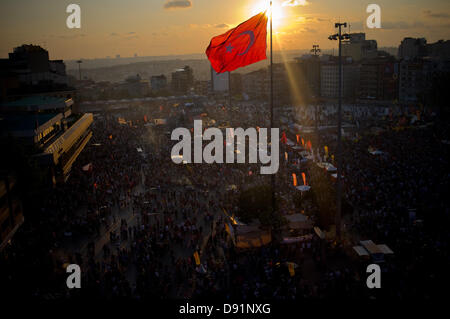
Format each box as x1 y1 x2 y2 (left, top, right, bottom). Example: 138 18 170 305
296 185 311 192
285 213 312 229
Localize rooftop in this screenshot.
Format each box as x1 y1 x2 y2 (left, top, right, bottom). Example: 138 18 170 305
0 96 72 111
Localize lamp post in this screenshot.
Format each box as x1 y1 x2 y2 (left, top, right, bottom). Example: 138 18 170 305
328 23 349 240
311 44 321 56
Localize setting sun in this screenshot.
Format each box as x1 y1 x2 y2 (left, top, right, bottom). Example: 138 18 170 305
250 0 285 28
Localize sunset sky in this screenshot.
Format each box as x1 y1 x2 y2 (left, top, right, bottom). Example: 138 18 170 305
1 0 449 60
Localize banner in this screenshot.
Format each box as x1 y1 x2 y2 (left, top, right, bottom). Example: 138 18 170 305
193 251 201 265
292 173 297 186
288 262 295 277
301 172 306 186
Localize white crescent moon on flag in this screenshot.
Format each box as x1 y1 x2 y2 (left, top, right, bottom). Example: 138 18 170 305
236 31 255 56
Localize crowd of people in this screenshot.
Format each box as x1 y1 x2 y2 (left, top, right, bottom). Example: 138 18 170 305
0 100 448 300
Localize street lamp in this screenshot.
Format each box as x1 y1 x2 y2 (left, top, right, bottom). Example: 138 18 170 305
311 44 321 56
328 23 349 240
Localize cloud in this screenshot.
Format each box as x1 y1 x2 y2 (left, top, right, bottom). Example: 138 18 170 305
58 34 86 39
164 0 192 10
282 0 308 7
128 32 136 35
382 21 425 29
423 10 450 19
110 32 119 36
215 23 229 29
297 16 331 23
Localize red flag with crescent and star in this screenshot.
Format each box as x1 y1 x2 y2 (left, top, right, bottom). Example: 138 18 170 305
206 12 267 73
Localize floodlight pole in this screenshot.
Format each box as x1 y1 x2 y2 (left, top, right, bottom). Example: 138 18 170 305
270 1 276 217
335 22 346 240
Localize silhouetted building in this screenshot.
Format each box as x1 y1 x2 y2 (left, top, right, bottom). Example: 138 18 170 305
0 44 74 102
293 55 321 101
359 56 398 100
121 74 150 97
230 73 243 96
171 66 194 94
426 40 450 59
211 67 229 93
398 38 427 60
341 33 377 62
151 74 168 91
242 68 268 101
320 57 359 100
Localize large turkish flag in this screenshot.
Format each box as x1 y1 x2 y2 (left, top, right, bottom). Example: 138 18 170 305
206 12 268 73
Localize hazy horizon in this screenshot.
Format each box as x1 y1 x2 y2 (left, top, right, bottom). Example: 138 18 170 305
1 0 449 60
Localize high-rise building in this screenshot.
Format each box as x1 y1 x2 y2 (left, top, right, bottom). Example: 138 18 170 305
151 74 168 91
293 55 321 100
242 68 268 101
398 38 427 60
426 40 450 59
121 74 150 97
211 67 229 92
230 73 243 96
359 56 398 101
341 33 377 62
171 66 194 94
0 45 71 101
320 57 359 100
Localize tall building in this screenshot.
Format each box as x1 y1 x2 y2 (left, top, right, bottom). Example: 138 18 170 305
359 56 398 101
0 44 72 101
230 73 243 96
151 74 168 91
171 66 194 95
341 33 377 62
293 55 321 100
242 68 268 101
426 40 450 59
121 74 150 97
398 38 427 60
211 67 229 92
320 57 359 100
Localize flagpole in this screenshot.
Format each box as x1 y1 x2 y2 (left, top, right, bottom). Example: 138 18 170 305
270 1 276 218
228 71 232 108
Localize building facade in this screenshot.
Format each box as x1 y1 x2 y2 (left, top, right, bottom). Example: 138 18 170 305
320 58 359 100
171 66 194 95
359 56 398 101
151 74 168 91
341 33 378 62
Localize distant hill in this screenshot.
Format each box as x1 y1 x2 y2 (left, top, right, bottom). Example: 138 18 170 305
67 48 399 83
66 49 317 83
